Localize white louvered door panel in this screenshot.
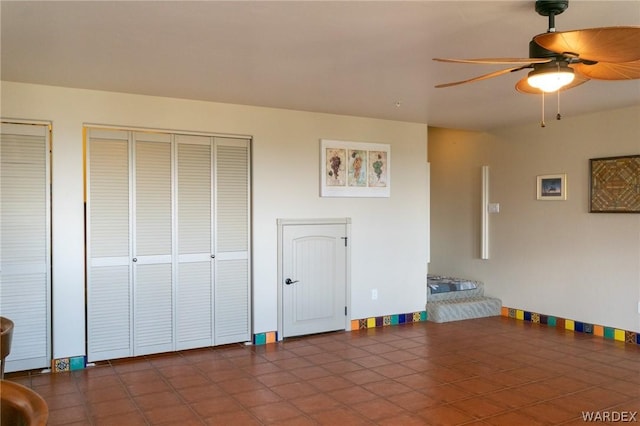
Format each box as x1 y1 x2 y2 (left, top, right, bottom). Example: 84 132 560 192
214 138 250 344
175 136 213 350
133 133 173 356
86 129 132 361
0 123 51 372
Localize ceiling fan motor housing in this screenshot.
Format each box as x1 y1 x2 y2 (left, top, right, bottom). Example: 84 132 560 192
529 39 563 60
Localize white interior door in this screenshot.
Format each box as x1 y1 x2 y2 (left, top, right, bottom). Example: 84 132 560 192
214 138 251 345
175 135 213 350
0 122 51 373
87 129 132 362
133 132 173 356
281 220 349 338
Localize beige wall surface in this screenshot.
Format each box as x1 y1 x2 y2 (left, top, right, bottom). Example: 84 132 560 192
429 106 640 332
1 81 429 359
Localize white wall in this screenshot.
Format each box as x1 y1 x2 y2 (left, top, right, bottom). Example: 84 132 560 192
1 81 429 359
429 105 640 332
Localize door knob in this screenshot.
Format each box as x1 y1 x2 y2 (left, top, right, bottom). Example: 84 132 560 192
285 278 299 285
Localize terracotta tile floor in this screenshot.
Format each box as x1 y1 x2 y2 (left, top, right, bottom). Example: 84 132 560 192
6 317 640 425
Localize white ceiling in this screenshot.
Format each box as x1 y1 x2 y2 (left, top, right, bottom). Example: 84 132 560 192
2 1 639 131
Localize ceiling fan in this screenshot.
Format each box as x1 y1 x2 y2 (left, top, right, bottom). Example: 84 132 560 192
434 0 640 96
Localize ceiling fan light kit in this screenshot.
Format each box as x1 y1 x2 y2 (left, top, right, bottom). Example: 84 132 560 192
433 0 640 124
527 64 575 93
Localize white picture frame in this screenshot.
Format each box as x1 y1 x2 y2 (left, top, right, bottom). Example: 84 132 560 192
320 139 390 197
536 173 567 200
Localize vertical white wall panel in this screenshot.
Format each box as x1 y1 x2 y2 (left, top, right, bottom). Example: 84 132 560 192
0 123 51 372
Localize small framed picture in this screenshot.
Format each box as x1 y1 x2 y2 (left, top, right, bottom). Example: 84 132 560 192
537 174 567 200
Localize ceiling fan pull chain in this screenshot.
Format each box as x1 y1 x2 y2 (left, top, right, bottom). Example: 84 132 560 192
541 92 545 127
555 61 562 121
556 90 562 120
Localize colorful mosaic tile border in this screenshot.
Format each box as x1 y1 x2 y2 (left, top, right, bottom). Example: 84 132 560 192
252 311 428 345
502 306 640 346
52 355 86 373
253 331 278 345
350 310 427 331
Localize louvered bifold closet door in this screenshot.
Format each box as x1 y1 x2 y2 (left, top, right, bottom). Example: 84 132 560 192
214 138 251 344
0 123 51 372
87 129 132 362
175 135 213 350
133 132 173 356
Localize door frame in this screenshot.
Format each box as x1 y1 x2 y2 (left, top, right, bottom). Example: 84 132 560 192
276 218 351 341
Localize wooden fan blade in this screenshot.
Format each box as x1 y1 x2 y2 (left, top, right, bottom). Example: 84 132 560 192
435 66 526 88
433 57 551 65
515 73 590 94
572 60 640 80
534 27 640 63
